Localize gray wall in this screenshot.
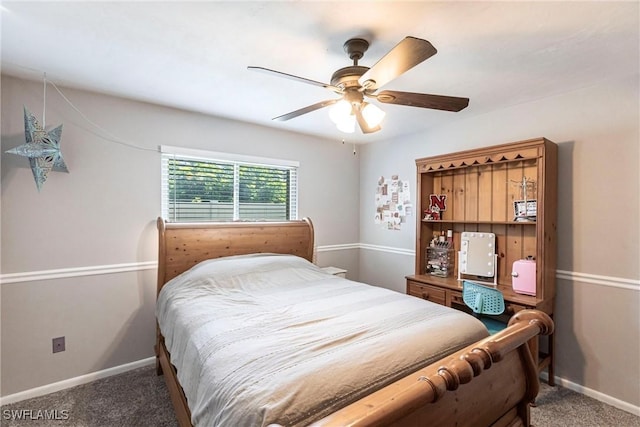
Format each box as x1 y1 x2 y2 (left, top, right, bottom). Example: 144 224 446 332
358 74 640 408
0 75 360 395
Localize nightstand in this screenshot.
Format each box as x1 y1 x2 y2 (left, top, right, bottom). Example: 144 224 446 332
321 266 347 278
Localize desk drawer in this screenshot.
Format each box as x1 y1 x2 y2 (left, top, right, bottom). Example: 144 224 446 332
449 290 465 307
407 281 446 305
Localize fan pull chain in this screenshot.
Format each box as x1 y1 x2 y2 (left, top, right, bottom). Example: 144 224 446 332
340 138 356 156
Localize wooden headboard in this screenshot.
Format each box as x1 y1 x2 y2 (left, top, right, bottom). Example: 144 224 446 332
156 217 315 294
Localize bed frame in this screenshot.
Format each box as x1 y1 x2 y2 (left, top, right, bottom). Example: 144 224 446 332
155 217 554 427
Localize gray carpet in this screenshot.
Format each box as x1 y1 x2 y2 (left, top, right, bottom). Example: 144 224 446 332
1 365 638 426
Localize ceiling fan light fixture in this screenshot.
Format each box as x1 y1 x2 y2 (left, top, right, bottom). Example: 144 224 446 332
251 36 468 135
362 102 386 128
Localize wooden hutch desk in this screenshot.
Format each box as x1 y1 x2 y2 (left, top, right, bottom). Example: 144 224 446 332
406 138 558 384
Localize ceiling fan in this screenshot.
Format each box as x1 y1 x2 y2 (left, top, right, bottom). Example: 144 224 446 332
248 36 469 134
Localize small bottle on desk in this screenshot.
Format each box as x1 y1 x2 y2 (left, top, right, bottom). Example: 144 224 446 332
447 229 454 249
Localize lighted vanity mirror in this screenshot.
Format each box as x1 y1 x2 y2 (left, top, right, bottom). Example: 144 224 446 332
459 232 496 278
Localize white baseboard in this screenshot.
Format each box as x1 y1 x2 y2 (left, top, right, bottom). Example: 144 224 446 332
540 372 640 416
0 357 155 406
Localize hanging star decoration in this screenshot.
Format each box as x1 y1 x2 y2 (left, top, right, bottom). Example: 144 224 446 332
5 106 69 191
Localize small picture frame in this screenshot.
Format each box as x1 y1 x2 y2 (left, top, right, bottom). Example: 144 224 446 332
513 200 537 221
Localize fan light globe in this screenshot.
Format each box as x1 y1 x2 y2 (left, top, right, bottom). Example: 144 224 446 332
336 115 356 133
329 100 352 124
362 103 386 128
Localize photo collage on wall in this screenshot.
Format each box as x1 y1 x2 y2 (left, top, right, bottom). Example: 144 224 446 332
374 175 412 230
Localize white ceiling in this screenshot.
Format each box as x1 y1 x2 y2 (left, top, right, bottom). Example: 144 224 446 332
1 1 638 143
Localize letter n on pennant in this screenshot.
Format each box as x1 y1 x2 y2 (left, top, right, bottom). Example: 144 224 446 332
429 194 447 212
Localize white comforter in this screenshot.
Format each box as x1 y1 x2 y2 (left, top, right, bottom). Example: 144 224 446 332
156 254 487 427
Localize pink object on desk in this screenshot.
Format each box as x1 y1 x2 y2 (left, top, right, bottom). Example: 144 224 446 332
511 259 537 296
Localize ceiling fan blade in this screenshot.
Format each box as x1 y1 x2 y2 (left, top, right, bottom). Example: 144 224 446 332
355 109 381 134
358 37 437 91
248 66 342 93
375 90 469 112
273 99 339 122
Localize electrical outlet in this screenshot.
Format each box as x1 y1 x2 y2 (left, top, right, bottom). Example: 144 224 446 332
52 336 65 353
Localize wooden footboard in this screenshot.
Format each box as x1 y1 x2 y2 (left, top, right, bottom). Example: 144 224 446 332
309 309 553 427
156 309 552 427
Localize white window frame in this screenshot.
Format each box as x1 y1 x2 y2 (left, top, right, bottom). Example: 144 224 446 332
161 145 299 222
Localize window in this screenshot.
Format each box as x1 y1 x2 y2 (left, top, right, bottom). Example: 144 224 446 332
161 146 298 222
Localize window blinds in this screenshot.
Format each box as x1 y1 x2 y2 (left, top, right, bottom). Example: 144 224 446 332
161 148 298 222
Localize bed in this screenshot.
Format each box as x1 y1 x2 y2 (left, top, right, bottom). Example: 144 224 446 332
155 217 554 427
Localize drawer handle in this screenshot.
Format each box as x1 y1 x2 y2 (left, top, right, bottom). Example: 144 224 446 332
422 292 429 299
